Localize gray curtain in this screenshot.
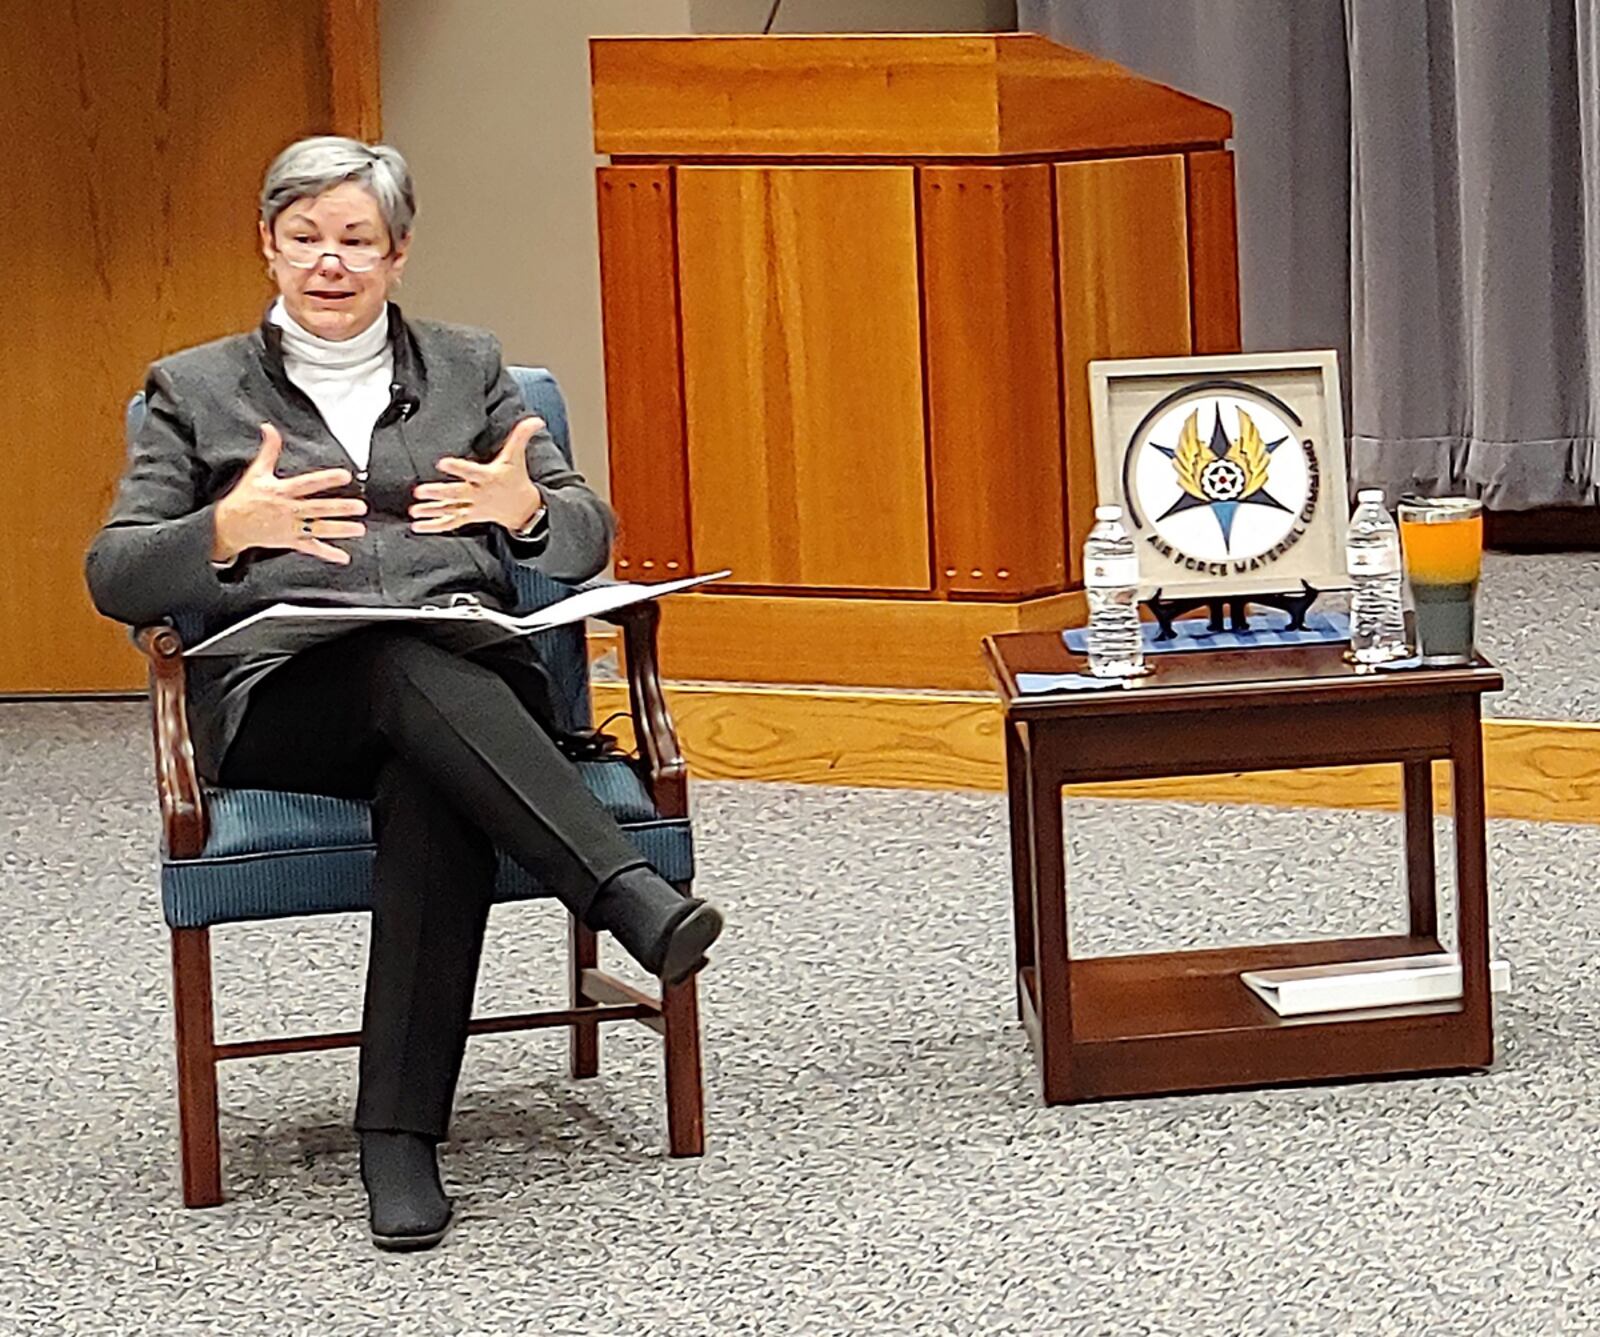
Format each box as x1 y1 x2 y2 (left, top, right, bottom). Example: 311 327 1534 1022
1019 0 1600 509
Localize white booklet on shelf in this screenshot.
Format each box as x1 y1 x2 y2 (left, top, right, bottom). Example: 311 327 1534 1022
184 570 729 658
1240 952 1511 1018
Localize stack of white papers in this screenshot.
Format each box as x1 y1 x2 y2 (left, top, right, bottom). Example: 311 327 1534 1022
1240 952 1511 1017
184 571 727 658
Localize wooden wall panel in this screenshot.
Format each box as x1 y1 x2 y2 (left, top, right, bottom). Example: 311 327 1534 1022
648 588 1086 691
1186 149 1242 355
324 0 383 141
921 165 1066 600
675 167 929 591
1056 155 1193 583
596 166 692 580
0 0 368 693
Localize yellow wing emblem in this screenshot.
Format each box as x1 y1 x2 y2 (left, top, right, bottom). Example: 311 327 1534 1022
1226 408 1272 495
1172 410 1208 499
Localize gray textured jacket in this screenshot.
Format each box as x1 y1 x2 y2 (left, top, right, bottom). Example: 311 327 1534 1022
86 306 615 779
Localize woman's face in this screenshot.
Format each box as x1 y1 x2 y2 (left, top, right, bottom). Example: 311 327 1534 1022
259 181 409 341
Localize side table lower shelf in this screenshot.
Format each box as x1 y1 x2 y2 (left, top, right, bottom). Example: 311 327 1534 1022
1019 933 1494 1103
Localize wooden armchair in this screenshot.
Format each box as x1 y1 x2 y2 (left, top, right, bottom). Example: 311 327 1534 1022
132 368 704 1208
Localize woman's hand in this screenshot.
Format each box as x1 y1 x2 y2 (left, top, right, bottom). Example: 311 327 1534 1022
211 423 368 564
409 416 546 535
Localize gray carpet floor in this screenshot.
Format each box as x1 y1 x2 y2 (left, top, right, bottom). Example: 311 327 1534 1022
4 698 1599 1335
1477 551 1600 723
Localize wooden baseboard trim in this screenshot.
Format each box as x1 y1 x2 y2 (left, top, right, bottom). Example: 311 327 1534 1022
592 680 1600 824
1485 506 1600 553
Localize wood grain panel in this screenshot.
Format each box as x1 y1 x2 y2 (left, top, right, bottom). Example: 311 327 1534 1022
595 36 997 157
590 35 1233 159
324 0 382 140
596 166 692 580
650 589 1086 690
676 167 929 591
1056 156 1193 583
1185 149 1242 354
921 165 1066 599
593 682 1007 791
1478 718 1600 821
0 0 368 692
590 681 1600 826
994 38 1233 159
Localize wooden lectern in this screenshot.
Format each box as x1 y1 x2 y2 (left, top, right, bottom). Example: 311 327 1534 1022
590 34 1239 690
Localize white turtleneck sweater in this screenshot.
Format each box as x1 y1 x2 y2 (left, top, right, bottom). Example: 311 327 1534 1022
269 298 393 471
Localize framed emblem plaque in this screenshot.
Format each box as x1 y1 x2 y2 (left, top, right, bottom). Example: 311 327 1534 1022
1088 351 1349 600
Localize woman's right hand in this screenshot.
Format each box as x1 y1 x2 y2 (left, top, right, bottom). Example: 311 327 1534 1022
211 423 368 564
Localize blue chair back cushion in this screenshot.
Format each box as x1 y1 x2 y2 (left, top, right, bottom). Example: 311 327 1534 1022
131 365 689 928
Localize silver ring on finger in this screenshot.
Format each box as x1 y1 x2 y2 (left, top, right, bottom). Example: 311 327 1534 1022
301 519 314 536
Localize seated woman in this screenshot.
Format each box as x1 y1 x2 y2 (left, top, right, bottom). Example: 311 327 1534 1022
86 136 724 1252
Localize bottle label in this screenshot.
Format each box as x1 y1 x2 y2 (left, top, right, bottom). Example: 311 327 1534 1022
1347 548 1400 576
1084 555 1139 589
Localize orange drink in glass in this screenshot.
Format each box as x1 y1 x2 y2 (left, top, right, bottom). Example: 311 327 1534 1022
1397 497 1484 665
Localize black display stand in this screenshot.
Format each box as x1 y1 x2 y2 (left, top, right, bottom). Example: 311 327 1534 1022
1144 580 1322 641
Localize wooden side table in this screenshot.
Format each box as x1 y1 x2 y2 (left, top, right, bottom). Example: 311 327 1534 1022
981 633 1503 1104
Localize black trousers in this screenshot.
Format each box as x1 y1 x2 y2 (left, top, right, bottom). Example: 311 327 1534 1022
218 630 652 1138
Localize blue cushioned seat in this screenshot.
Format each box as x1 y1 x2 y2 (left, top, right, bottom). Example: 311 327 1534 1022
141 367 694 930
161 762 694 929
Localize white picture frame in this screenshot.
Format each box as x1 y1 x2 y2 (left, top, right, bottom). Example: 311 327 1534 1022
1088 351 1350 600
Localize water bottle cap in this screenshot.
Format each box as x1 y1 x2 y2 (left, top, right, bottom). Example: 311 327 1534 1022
1094 505 1123 521
1356 489 1385 504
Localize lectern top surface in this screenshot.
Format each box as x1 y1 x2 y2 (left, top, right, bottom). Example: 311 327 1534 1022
591 33 1232 159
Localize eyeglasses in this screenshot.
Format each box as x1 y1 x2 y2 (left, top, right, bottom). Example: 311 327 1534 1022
276 240 392 274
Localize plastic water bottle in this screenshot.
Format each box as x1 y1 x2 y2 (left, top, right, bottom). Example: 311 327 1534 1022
1347 489 1408 664
1084 505 1145 678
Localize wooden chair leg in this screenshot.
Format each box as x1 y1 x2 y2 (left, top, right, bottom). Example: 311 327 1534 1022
661 975 705 1157
170 927 223 1207
568 915 600 1079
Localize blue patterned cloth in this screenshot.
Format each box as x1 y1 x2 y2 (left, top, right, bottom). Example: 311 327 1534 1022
1063 611 1351 656
163 762 694 929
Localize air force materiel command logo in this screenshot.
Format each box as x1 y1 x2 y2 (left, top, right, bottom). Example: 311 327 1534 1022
1122 384 1320 577
1089 352 1347 601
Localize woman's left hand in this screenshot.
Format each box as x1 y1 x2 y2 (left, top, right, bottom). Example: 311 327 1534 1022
410 416 546 534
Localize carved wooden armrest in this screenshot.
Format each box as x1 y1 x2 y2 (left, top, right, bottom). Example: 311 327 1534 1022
134 625 208 860
596 600 687 819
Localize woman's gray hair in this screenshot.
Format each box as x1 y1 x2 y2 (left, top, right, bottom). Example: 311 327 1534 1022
259 136 416 241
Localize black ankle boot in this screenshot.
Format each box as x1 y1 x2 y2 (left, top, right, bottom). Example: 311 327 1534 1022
359 1131 453 1251
588 868 725 984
